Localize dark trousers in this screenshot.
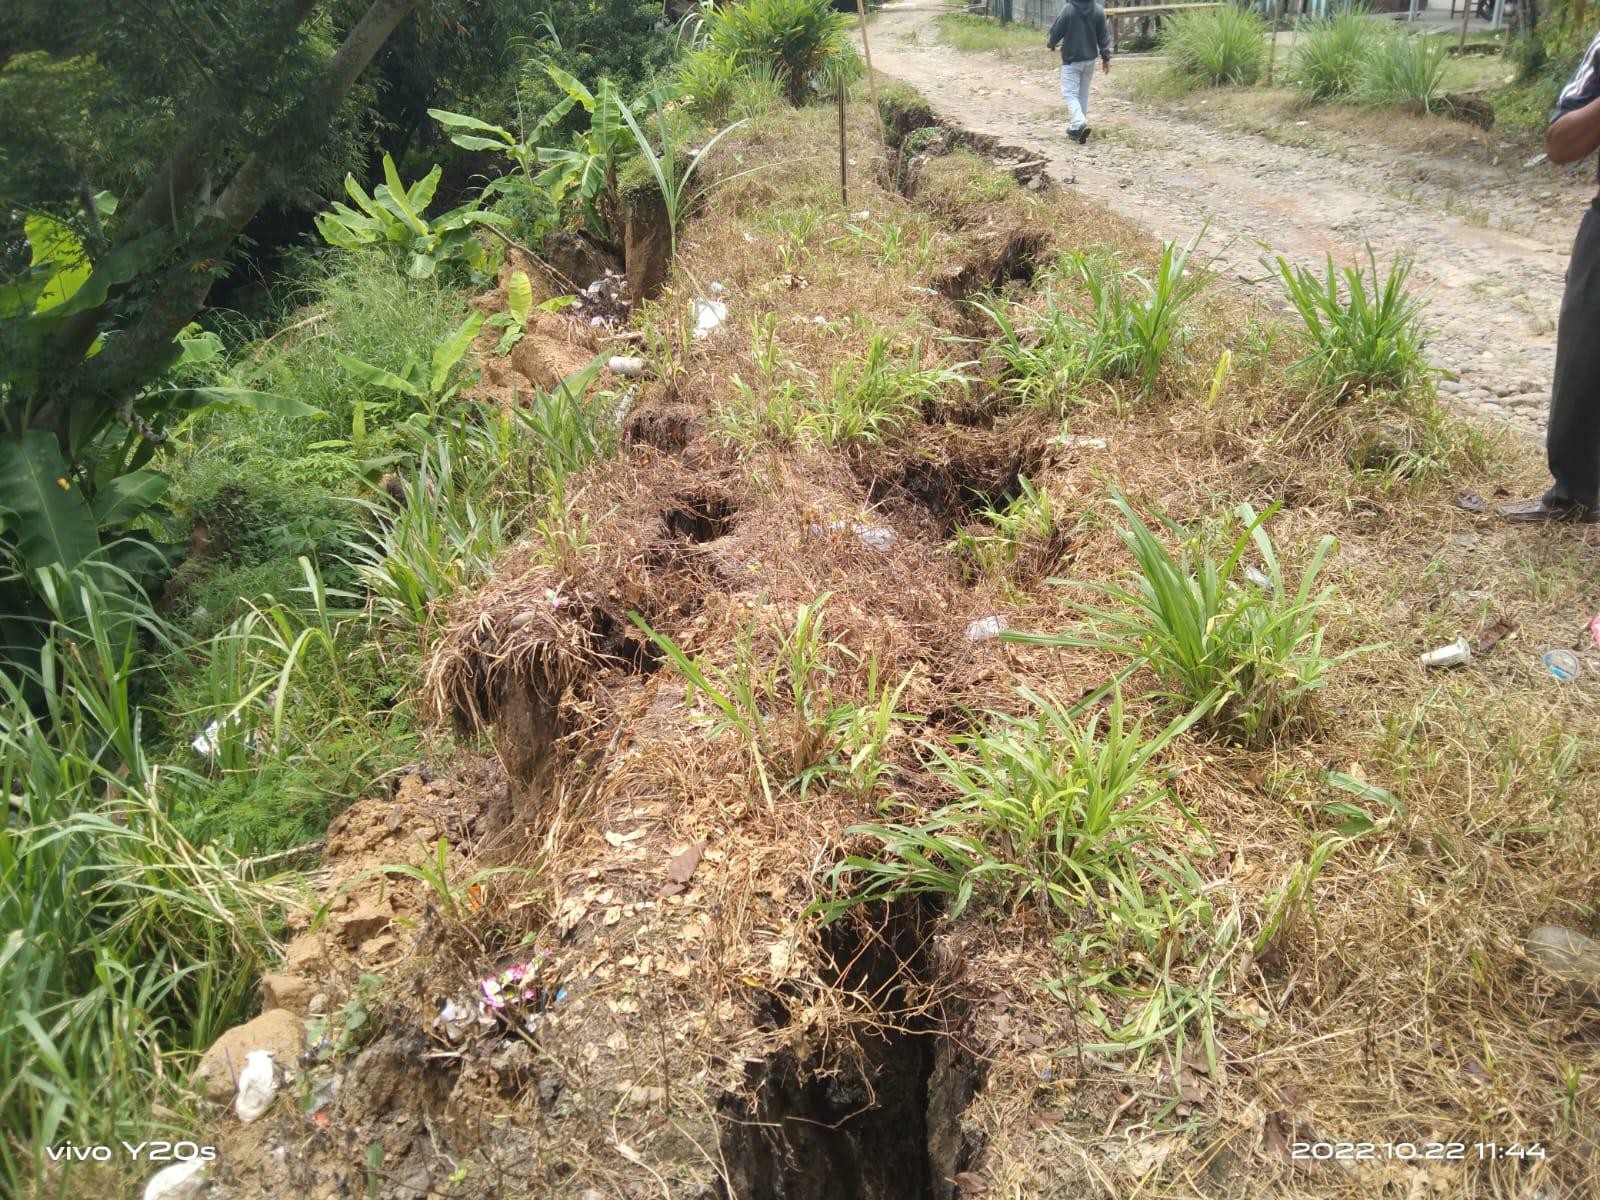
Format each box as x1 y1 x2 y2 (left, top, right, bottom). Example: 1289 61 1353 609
1546 201 1600 508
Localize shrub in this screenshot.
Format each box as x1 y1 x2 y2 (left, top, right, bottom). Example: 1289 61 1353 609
701 0 859 106
1353 30 1448 113
1295 8 1368 101
1270 246 1431 395
1161 5 1267 87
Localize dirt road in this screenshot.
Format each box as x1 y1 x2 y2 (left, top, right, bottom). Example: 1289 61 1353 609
865 2 1600 436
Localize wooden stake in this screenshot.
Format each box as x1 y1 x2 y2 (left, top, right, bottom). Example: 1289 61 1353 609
1266 0 1281 85
854 0 888 155
1459 0 1472 52
837 72 849 208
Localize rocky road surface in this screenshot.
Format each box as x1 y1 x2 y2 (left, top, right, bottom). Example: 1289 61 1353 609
865 1 1600 436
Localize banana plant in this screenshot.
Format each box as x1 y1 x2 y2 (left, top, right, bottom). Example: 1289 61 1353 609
433 69 681 246
315 154 508 278
329 311 485 426
482 270 576 355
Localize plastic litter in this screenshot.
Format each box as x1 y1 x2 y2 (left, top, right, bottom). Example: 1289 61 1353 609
608 355 646 378
479 954 566 1030
1243 565 1272 590
965 615 1009 642
709 281 725 295
191 714 260 757
1544 649 1581 681
235 1049 278 1124
1589 611 1600 651
1419 638 1471 669
854 526 895 552
809 521 894 551
143 1160 209 1200
691 298 726 339
1051 434 1107 451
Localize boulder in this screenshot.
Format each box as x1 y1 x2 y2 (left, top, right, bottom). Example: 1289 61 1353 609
195 1007 305 1104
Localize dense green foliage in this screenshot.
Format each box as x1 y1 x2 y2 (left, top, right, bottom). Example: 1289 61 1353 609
1294 8 1368 101
1352 29 1449 113
1160 5 1267 88
690 0 860 106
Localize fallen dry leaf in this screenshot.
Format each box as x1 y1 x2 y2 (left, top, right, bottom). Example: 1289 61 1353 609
1472 617 1515 655
953 1171 988 1195
667 841 703 885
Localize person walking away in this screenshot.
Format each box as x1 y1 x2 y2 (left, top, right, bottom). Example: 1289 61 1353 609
1048 0 1112 144
1501 33 1600 524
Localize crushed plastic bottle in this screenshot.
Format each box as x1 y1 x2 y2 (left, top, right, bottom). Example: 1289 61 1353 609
234 1049 277 1124
965 615 1009 642
608 355 646 377
1545 648 1581 681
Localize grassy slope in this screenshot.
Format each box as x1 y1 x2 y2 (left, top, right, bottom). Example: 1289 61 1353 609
196 87 1600 1198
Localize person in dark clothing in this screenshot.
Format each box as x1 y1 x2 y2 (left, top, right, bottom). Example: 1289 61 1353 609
1501 31 1600 523
1046 0 1112 145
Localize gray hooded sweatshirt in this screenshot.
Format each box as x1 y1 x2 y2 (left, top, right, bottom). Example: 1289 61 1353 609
1047 0 1112 65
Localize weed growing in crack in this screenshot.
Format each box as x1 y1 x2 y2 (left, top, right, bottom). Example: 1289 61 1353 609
976 234 1210 407
828 215 940 272
949 476 1065 582
814 332 966 445
635 594 916 806
818 687 1207 923
345 358 615 629
719 330 973 450
1006 494 1356 748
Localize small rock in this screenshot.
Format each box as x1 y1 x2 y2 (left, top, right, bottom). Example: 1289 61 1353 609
336 900 392 947
394 1167 432 1200
143 1160 209 1200
625 1084 666 1106
307 992 328 1016
490 1040 535 1074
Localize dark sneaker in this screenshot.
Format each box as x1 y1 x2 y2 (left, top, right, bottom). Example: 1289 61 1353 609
1078 125 1092 144
1068 126 1087 144
1497 497 1600 524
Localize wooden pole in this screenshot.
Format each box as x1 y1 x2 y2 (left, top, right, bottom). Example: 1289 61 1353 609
837 72 849 208
854 0 888 156
1459 0 1472 51
1266 0 1281 85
